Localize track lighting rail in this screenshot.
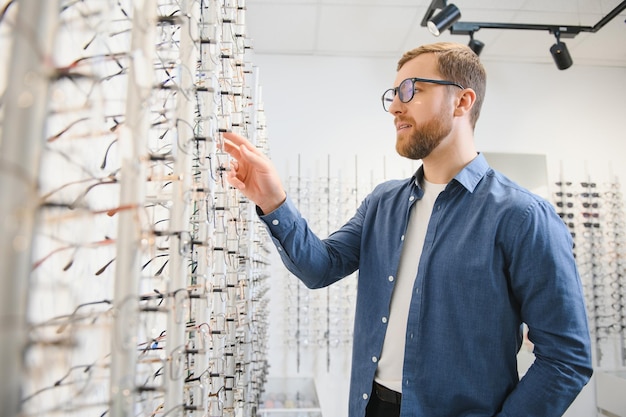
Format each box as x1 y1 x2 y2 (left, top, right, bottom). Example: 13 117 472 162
421 0 626 68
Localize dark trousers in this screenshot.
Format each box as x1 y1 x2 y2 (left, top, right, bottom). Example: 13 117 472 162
365 382 401 417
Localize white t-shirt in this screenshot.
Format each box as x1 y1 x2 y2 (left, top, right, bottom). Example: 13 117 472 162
374 179 447 393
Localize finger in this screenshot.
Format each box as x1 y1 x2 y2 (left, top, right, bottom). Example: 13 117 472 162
222 138 242 159
223 131 263 156
226 163 245 190
226 174 245 190
238 141 268 165
222 131 248 147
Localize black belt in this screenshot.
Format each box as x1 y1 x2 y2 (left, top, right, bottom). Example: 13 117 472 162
373 381 402 405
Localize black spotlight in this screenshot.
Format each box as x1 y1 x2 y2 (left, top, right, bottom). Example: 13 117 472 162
468 34 484 56
550 32 573 70
427 3 461 36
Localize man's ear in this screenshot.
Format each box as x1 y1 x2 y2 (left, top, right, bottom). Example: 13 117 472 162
454 88 476 117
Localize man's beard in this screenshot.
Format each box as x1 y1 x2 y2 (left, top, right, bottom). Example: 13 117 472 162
395 112 453 160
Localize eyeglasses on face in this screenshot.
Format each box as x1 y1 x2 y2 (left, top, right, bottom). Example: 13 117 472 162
381 77 465 112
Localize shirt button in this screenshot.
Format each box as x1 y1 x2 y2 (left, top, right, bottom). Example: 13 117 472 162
409 196 415 202
372 356 378 363
401 235 405 241
272 219 279 225
382 317 388 324
363 393 368 400
388 276 394 282
410 333 414 339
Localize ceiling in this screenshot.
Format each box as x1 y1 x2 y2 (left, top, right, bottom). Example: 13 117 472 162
244 0 626 68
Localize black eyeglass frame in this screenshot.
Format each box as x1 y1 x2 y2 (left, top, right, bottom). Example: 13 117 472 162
381 77 465 112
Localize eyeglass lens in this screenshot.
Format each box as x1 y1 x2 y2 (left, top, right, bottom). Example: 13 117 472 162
382 90 394 112
382 79 414 112
399 78 414 103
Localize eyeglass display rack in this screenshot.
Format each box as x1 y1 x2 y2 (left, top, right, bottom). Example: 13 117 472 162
552 174 626 416
553 176 626 369
274 153 407 378
0 1 271 417
279 155 362 374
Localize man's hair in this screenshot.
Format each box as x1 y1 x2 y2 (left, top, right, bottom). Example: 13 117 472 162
397 42 486 129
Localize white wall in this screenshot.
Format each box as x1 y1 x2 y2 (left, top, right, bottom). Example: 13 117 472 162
253 54 626 185
253 52 626 417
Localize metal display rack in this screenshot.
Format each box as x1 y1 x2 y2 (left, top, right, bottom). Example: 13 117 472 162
0 1 271 416
552 169 626 417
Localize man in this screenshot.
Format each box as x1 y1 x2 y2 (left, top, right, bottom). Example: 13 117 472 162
222 42 592 417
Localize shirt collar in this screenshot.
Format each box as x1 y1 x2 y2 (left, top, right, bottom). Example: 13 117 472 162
411 153 490 194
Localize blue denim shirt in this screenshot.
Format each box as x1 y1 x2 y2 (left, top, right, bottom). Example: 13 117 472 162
260 154 592 417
